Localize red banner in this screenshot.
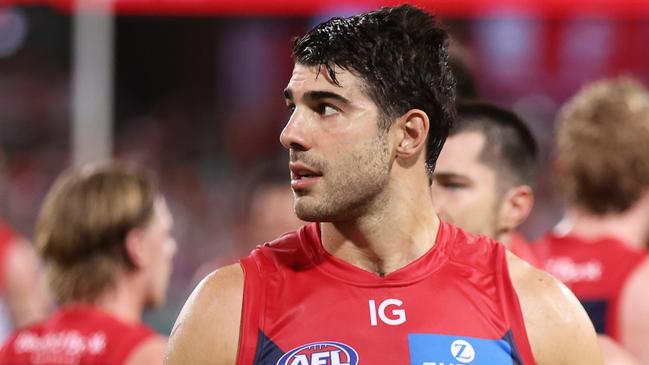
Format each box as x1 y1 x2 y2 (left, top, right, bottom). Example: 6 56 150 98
3 0 649 18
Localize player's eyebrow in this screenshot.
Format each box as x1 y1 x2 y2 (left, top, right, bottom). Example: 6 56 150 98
283 88 351 106
433 172 468 180
304 91 351 106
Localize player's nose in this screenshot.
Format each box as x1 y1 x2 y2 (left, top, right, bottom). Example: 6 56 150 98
280 109 310 152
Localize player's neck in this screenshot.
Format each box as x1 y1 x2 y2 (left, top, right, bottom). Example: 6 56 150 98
560 199 649 249
94 274 146 325
320 175 439 276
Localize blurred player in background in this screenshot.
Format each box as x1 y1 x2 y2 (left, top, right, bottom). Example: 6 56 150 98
233 159 305 250
0 219 49 341
434 98 640 364
0 150 49 341
532 77 649 363
166 5 601 364
0 161 176 365
191 157 303 282
431 100 540 265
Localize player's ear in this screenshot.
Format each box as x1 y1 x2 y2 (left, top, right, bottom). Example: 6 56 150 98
124 229 146 270
498 185 534 232
395 109 429 158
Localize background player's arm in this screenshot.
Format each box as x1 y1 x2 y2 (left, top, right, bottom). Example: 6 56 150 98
164 263 243 365
618 258 649 363
4 237 49 327
508 252 603 365
598 335 642 365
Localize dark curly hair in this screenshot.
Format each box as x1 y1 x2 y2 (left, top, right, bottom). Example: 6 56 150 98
292 4 456 173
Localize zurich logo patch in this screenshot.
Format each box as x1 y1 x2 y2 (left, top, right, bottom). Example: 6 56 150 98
408 333 513 364
277 341 359 365
450 339 476 363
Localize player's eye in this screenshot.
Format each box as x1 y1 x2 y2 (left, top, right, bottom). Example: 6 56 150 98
315 104 338 117
433 178 468 190
443 182 466 190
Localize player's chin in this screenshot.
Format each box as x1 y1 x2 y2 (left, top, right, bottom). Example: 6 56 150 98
294 201 325 222
295 211 321 223
292 186 312 197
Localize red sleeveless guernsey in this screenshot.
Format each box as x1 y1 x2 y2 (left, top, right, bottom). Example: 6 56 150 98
0 305 155 365
532 233 648 340
238 221 536 365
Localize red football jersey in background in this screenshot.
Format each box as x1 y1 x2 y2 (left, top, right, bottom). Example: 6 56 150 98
532 234 648 340
0 306 155 365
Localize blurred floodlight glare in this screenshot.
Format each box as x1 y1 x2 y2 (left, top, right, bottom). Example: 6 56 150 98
309 5 371 27
473 13 543 82
0 7 27 58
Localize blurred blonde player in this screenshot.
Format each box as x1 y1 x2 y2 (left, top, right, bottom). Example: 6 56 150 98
0 161 176 365
431 101 540 265
532 77 649 363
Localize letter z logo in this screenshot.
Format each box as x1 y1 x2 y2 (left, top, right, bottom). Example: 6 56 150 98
450 339 475 363
368 299 406 326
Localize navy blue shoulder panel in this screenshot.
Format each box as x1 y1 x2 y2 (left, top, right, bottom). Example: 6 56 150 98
252 330 285 365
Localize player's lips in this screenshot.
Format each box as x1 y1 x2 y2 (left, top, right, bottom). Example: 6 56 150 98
289 162 322 189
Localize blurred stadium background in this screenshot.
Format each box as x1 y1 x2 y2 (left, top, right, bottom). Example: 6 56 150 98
1 0 648 334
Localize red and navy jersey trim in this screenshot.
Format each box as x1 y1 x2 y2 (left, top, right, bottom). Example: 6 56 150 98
250 329 526 365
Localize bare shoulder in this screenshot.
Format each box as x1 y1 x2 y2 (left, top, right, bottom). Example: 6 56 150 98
4 237 49 326
506 252 603 365
164 263 244 365
620 256 649 316
124 334 167 365
5 237 38 272
5 237 42 288
618 257 649 363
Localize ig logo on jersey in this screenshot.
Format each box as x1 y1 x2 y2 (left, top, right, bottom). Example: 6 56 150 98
277 341 359 365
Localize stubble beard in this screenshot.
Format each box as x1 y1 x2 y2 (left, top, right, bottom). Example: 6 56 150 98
294 134 391 222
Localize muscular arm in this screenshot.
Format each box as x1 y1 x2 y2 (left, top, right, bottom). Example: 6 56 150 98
507 252 603 365
4 238 49 327
618 257 649 363
164 263 243 365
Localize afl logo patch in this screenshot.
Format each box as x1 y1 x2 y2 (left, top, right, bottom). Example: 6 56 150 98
277 341 359 365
